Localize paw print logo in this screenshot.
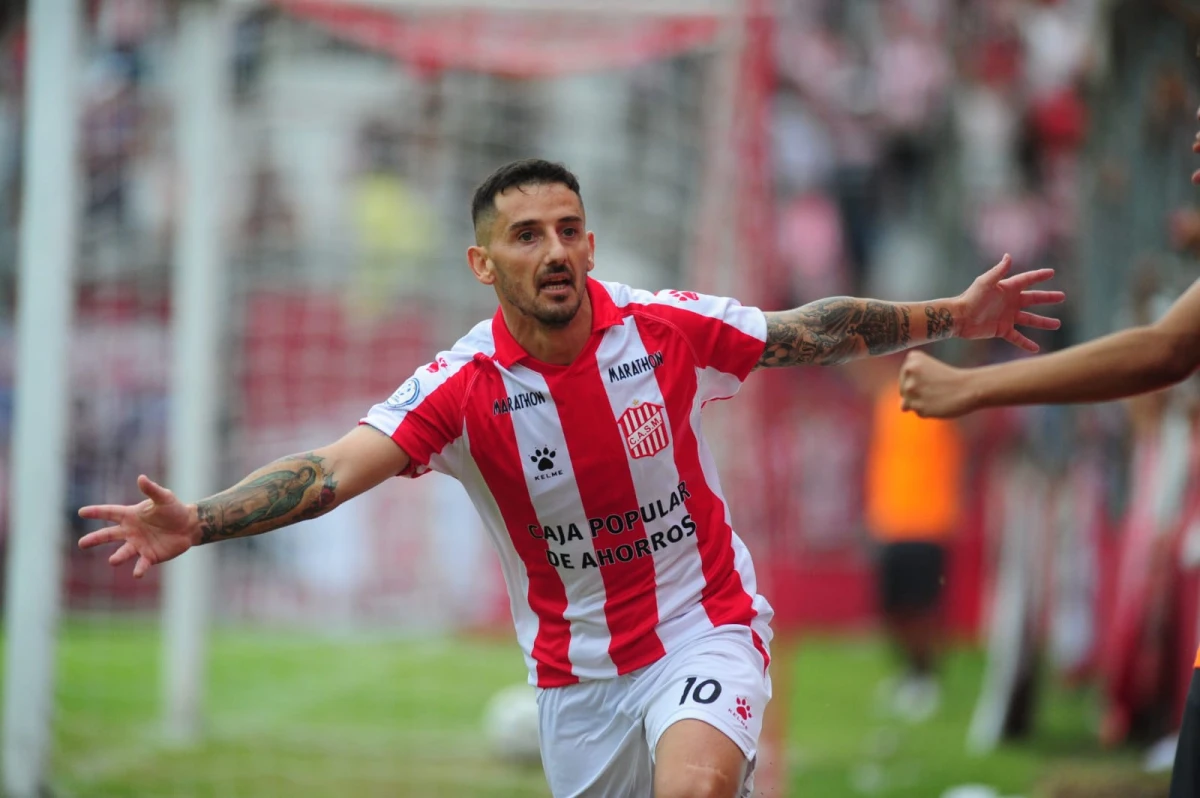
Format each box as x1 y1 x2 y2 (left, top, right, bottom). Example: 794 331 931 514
735 697 752 721
531 448 557 472
668 290 699 302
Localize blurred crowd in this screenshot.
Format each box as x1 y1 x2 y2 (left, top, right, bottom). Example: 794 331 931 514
760 0 1199 557
772 0 1101 306
0 0 1188 329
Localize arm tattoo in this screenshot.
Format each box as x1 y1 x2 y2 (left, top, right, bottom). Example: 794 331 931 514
758 298 912 368
925 306 954 339
197 453 339 544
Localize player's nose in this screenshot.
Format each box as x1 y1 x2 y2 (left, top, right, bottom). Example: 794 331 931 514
544 232 569 264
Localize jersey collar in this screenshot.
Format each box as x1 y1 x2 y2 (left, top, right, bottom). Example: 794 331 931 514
491 278 624 368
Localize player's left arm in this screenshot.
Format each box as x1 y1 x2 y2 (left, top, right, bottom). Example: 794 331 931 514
755 254 1064 368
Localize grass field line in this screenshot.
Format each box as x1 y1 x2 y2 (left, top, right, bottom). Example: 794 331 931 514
63 647 434 785
202 635 521 713
55 727 169 794
206 721 474 751
164 748 547 793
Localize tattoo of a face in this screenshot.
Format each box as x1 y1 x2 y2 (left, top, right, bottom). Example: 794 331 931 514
758 298 913 368
925 306 954 340
299 474 338 521
197 453 338 544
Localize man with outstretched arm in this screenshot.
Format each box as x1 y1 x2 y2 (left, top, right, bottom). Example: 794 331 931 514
80 159 1061 798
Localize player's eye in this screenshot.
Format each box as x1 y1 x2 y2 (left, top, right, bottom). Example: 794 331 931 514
517 230 535 243
562 227 578 238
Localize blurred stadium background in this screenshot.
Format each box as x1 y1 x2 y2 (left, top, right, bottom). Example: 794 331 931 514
1 0 1200 795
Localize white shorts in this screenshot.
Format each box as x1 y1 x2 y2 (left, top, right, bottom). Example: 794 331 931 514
536 624 772 798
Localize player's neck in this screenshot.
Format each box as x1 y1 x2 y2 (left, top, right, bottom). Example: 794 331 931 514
503 296 594 366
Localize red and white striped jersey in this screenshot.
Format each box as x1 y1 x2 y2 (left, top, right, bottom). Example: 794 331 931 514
362 279 774 687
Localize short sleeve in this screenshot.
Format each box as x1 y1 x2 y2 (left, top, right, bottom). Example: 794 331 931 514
630 288 767 402
361 352 472 478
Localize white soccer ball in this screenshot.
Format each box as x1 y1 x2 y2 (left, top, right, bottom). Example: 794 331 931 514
481 683 542 766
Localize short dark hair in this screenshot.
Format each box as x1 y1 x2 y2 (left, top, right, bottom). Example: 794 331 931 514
470 159 583 240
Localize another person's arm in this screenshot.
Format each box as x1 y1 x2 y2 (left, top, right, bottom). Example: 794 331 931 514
755 254 1063 369
78 425 409 578
898 280 1200 418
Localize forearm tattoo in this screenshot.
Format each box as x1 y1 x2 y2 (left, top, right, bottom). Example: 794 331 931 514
925 306 954 339
757 298 912 368
197 453 338 544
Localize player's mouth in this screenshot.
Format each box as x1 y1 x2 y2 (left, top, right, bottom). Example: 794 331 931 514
538 273 573 297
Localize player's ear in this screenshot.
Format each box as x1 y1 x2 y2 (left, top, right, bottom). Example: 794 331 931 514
467 246 496 286
586 231 595 273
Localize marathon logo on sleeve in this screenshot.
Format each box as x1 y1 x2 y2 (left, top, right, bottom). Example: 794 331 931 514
608 351 664 383
493 391 547 416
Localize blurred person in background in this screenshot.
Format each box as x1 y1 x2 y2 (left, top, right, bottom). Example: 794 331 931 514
81 53 142 237
239 144 300 267
898 105 1200 798
77 158 1062 798
871 2 949 219
347 115 439 323
863 354 964 722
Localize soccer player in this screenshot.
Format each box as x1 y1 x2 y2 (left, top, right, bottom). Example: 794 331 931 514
79 159 1062 798
897 114 1200 798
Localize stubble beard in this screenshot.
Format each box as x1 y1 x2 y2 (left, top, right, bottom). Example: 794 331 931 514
497 272 583 329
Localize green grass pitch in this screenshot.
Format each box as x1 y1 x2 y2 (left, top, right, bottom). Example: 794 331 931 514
17 621 1168 797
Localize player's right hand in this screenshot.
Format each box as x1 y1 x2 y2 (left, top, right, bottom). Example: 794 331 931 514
78 475 197 578
898 351 975 419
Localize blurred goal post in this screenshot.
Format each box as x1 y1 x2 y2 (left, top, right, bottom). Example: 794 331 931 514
232 0 755 293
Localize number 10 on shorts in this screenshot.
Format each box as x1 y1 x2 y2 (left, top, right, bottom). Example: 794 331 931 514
679 676 722 705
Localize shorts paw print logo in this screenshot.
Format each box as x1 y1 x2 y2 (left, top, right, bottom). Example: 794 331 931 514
531 448 557 472
735 697 752 721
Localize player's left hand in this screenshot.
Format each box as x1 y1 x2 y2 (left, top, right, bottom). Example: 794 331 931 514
898 351 974 418
955 254 1065 352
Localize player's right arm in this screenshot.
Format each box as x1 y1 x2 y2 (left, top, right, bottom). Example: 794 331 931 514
899 279 1200 418
77 425 410 578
